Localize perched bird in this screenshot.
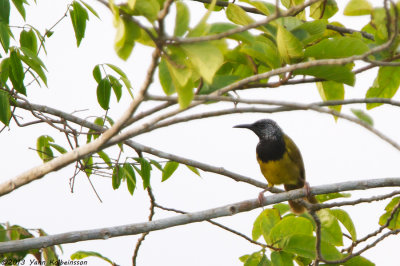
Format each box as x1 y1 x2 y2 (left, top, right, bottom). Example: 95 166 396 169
234 119 317 213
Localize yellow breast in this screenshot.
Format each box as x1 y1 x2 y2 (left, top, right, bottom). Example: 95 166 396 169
257 152 301 187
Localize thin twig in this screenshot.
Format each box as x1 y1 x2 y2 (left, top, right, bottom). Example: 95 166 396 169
154 203 276 250
132 187 156 265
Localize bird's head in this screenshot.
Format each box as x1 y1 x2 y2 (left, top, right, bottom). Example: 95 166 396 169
234 119 283 140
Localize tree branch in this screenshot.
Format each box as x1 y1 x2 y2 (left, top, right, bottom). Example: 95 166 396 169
186 0 375 40
0 48 161 197
124 140 269 189
140 98 400 152
1 177 400 253
166 0 323 44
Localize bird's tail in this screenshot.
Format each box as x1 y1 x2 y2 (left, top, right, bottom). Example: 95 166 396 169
288 195 318 214
285 183 318 214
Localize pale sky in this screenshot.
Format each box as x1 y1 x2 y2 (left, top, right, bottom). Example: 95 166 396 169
1 0 400 265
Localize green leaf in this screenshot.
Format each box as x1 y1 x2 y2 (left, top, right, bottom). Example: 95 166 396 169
106 63 128 79
291 20 327 45
379 197 400 229
241 39 280 69
92 65 102 83
12 0 26 20
112 165 122 189
271 251 294 266
70 1 89 47
71 250 113 264
252 208 280 244
19 46 47 70
276 16 303 31
239 255 249 263
366 66 400 109
282 234 342 260
149 159 163 171
186 165 201 176
20 29 38 53
49 143 67 154
243 251 271 266
19 48 47 86
316 192 351 203
294 256 312 266
351 109 374 126
273 203 290 215
123 163 136 195
162 161 179 182
0 0 10 24
36 135 54 162
304 37 369 59
130 0 160 22
0 22 10 52
174 1 189 37
9 49 26 94
159 58 175 95
330 208 357 241
181 42 223 84
121 76 134 99
344 255 375 266
97 78 112 110
276 25 303 63
270 216 313 245
241 0 277 15
0 90 10 125
108 75 122 102
316 81 344 115
344 0 372 16
310 0 338 19
106 116 114 127
226 3 254 25
97 150 112 167
128 0 136 9
199 75 240 95
318 209 343 246
78 0 100 18
114 18 140 60
165 58 194 108
209 23 255 44
384 196 400 211
294 65 354 86
176 77 194 109
82 156 93 177
134 158 152 189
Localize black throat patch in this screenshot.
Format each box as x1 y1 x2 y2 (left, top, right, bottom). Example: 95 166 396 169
256 136 286 162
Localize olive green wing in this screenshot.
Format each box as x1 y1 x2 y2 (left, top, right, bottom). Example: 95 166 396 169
283 134 305 182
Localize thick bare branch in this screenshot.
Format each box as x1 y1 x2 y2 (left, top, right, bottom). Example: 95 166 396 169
1 177 400 253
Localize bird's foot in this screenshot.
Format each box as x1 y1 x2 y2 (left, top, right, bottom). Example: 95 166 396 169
303 181 313 202
258 187 273 207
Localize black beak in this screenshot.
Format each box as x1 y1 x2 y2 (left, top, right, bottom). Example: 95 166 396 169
233 124 253 129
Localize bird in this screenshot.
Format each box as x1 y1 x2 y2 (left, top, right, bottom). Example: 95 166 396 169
234 118 317 213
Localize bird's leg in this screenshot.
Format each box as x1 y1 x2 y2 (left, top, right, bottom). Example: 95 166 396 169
303 181 314 202
258 185 273 207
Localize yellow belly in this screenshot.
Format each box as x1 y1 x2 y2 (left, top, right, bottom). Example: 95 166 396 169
257 153 301 187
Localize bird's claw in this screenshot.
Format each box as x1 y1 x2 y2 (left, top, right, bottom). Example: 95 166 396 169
258 187 273 207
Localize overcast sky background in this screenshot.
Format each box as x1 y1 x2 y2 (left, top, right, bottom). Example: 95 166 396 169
1 0 400 265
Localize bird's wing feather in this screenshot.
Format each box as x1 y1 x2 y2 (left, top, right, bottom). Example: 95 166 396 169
283 134 305 181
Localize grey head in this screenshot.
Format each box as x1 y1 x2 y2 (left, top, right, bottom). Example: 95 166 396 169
233 119 283 140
